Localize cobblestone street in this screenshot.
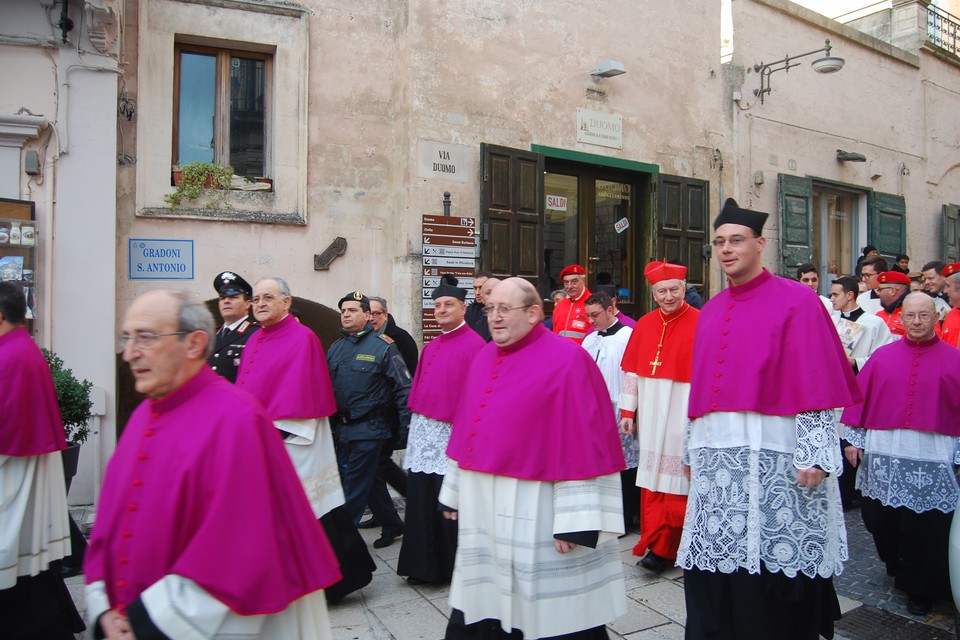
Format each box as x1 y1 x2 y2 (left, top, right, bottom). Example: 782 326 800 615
64 502 958 640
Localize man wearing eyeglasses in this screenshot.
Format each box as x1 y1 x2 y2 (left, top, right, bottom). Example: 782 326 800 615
679 198 861 640
552 264 592 344
236 278 375 602
207 270 258 383
875 271 912 338
856 255 888 315
841 292 960 616
86 290 340 639
0 282 84 639
441 277 628 640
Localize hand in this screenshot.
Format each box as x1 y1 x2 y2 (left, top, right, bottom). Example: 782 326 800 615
101 608 134 640
795 467 827 488
554 539 578 554
618 418 636 435
844 445 863 468
442 510 458 521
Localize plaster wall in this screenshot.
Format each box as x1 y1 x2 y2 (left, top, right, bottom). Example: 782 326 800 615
1 0 120 504
120 0 726 333
728 0 960 271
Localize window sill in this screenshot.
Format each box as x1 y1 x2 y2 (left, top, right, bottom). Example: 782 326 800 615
139 190 304 225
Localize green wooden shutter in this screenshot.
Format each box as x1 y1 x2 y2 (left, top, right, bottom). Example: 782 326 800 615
942 204 960 263
868 191 906 265
480 144 545 293
778 174 813 277
656 174 709 301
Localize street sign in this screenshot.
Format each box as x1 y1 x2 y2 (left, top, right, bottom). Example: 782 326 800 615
422 256 476 268
422 246 477 258
422 214 478 343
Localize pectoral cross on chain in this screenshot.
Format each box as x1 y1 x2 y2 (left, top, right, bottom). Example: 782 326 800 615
649 356 663 375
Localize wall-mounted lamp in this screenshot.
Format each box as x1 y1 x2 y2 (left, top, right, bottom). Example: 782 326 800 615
590 60 626 78
836 150 867 162
753 39 844 103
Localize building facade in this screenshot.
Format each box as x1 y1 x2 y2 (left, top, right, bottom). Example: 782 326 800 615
2 0 958 503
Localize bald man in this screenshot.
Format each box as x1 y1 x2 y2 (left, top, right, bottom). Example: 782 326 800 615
842 293 960 616
441 278 627 640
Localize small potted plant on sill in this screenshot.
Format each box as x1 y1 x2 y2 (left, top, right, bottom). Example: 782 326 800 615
166 161 234 209
42 348 93 490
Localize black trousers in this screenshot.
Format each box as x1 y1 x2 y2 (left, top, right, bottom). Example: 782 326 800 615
0 566 85 640
860 496 953 601
683 566 840 640
445 608 609 640
320 505 376 603
397 471 457 582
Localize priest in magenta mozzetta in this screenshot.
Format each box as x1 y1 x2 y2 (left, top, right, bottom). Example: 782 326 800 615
397 274 485 586
0 281 84 639
677 199 862 640
441 277 627 640
85 290 340 639
235 276 374 602
841 292 960 616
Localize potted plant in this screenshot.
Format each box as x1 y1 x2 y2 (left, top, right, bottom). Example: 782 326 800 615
165 161 234 209
42 349 93 489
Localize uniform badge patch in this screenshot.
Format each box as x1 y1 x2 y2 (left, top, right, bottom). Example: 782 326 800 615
356 354 376 362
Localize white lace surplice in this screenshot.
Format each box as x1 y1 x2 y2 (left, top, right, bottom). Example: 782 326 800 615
843 425 960 514
677 409 847 579
440 463 627 638
404 413 452 475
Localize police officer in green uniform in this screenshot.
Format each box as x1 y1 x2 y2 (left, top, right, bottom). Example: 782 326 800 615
327 291 411 549
208 271 258 383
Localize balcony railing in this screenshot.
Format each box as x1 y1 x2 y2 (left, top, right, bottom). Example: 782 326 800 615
928 3 960 56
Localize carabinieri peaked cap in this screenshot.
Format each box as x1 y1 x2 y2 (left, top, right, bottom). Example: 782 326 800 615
713 198 768 236
213 271 252 297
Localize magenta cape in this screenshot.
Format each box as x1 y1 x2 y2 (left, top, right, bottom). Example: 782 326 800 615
408 323 485 422
236 313 337 419
688 270 860 419
0 327 66 456
446 323 625 481
84 367 340 614
841 337 960 436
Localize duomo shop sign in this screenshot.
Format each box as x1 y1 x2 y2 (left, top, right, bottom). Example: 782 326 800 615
576 109 622 149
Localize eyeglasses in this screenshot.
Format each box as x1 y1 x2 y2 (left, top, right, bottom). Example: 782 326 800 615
481 304 532 317
119 331 189 351
861 272 878 279
711 235 753 248
369 311 386 317
251 293 283 304
901 312 934 322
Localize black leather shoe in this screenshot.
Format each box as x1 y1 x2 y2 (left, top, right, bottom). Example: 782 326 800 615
61 564 83 579
638 550 669 574
373 531 402 549
406 576 430 586
906 596 932 616
357 517 379 529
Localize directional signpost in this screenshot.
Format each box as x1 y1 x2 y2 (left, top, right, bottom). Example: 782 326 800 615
422 215 478 342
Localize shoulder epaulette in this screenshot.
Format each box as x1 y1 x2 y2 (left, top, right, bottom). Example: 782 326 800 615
236 320 255 334
379 334 395 344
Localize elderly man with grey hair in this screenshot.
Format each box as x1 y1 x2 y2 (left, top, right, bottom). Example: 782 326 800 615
236 278 374 602
85 289 341 638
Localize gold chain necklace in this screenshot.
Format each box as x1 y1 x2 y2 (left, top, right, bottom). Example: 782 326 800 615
649 303 690 375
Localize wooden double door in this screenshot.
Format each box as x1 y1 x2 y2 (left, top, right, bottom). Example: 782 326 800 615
480 144 710 316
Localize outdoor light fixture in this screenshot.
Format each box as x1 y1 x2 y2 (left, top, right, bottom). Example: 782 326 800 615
752 39 844 103
836 150 867 162
590 60 626 78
